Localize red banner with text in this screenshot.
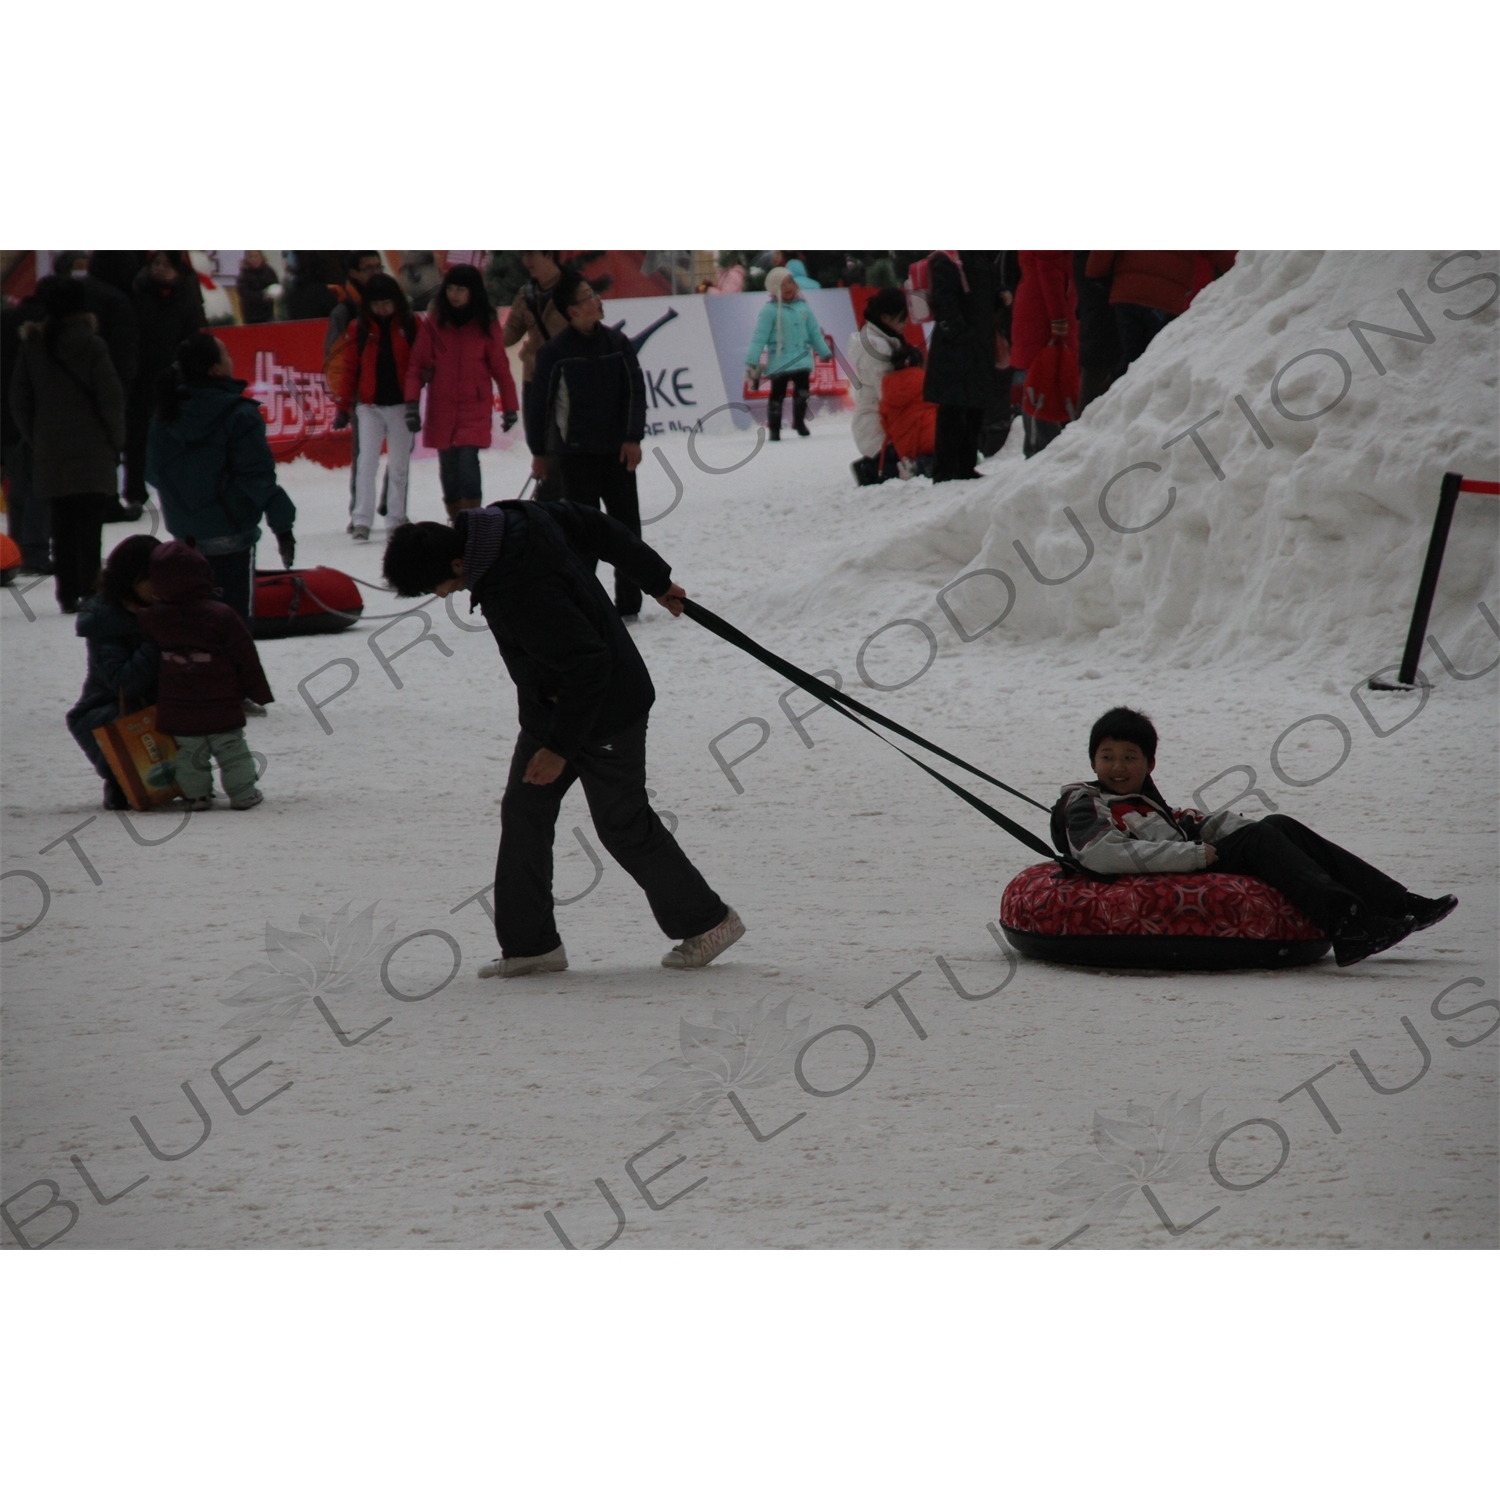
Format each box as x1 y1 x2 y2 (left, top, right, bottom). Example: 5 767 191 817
215 319 353 468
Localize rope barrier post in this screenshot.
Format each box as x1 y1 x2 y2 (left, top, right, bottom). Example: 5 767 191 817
1373 472 1499 690
1396 471 1463 687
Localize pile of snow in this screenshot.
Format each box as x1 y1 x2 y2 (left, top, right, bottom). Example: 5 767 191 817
773 251 1499 676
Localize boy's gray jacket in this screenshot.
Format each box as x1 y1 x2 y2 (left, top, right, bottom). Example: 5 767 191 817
1059 781 1253 875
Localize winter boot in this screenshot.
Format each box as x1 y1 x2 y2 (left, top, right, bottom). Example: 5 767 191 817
230 789 264 811
767 407 781 442
1332 907 1414 967
1405 893 1458 931
352 525 370 542
102 778 130 811
479 944 569 979
792 388 811 437
662 908 745 969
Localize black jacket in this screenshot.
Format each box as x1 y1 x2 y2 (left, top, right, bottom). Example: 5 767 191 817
526 323 647 456
132 271 204 388
922 251 998 410
77 275 138 386
467 500 672 758
66 595 160 728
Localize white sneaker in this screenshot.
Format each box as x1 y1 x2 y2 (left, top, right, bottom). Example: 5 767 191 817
352 525 370 542
478 943 568 979
662 908 745 969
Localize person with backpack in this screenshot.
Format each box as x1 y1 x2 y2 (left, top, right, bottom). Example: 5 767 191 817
745 267 830 440
527 278 648 616
849 287 924 485
145 332 297 626
329 273 416 540
922 251 999 482
8 276 127 612
405 264 520 521
67 534 162 809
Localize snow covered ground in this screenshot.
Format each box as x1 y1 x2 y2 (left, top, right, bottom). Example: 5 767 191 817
2 250 1496 1251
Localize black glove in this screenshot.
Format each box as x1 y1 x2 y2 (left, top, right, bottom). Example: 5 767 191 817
405 401 422 434
275 531 296 569
501 409 519 432
332 410 350 431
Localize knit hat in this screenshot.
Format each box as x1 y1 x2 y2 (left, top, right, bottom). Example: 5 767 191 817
764 266 792 298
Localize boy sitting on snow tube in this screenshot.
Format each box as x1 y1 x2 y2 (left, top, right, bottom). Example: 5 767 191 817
1049 706 1456 968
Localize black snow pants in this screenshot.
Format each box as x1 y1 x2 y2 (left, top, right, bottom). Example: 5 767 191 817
1213 814 1410 935
494 717 727 959
557 452 645 615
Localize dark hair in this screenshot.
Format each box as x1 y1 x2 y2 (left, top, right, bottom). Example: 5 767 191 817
434 263 495 330
358 273 413 337
1088 705 1159 763
98 534 163 606
37 276 89 354
348 252 382 274
865 287 908 326
54 251 88 275
383 522 464 597
155 331 225 422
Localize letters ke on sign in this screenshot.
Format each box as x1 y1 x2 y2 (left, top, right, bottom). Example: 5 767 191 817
600 295 738 439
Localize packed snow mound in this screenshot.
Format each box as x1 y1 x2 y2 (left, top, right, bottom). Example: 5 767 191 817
795 251 1500 673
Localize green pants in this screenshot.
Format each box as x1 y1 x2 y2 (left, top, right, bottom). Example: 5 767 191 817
174 730 258 801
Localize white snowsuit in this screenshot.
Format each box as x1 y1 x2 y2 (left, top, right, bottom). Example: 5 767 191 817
850 321 904 458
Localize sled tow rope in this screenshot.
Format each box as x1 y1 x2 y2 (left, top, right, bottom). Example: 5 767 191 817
681 599 1061 863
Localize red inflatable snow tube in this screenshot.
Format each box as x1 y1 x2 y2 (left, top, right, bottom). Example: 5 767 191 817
1000 863 1330 970
252 567 364 639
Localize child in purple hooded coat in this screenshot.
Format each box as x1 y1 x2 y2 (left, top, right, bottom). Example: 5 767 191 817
138 540 273 809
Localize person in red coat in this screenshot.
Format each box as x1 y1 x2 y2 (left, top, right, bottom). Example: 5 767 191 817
330 273 417 539
138 541 273 810
404 264 520 521
1084 251 1237 373
1010 251 1078 458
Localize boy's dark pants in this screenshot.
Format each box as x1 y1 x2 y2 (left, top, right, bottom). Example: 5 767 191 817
1213 814 1409 934
495 717 726 958
557 453 644 615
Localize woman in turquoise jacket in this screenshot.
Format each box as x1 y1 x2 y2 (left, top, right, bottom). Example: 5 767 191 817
745 267 830 438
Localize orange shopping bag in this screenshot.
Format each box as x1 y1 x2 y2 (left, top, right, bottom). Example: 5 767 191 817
93 702 181 811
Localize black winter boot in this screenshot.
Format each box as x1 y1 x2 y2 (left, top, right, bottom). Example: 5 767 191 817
1405 893 1458 931
1332 906 1415 967
792 389 811 436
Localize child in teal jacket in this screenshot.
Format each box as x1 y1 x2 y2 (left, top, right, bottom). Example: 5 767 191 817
745 267 831 438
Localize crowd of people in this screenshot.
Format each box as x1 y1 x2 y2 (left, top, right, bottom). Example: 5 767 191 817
4 248 1233 825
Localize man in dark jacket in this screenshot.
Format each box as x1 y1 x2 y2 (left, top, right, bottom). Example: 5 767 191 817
126 253 204 508
1 291 50 573
382 501 744 977
526 279 649 614
922 251 999 483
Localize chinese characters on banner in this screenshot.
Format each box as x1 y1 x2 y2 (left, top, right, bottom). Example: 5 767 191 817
214 320 352 468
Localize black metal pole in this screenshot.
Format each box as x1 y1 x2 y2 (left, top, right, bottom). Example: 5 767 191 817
1397 471 1464 685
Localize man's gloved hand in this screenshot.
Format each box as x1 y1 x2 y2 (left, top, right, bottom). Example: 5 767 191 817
275 530 296 569
332 409 350 430
501 409 519 432
404 401 422 434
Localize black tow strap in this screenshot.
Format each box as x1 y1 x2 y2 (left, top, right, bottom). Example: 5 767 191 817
681 599 1064 865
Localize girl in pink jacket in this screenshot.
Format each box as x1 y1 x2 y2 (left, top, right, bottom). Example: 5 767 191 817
404 264 519 519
